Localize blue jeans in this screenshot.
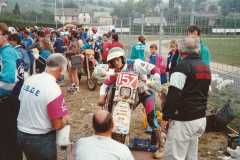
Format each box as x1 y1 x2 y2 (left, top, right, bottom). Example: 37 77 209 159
17 130 57 160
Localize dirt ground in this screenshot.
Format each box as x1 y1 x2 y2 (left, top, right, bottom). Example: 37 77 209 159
58 78 228 160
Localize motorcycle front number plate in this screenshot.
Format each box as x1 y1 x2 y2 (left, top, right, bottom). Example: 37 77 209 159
116 72 138 89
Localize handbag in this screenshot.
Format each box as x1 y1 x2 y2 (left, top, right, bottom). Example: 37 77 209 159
70 55 81 68
56 125 71 147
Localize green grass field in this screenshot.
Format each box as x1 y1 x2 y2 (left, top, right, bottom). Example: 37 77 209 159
201 38 240 66
121 35 240 66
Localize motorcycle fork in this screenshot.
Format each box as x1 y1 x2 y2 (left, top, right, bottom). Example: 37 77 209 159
86 57 91 79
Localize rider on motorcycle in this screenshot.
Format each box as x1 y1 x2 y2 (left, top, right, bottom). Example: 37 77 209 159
98 47 162 149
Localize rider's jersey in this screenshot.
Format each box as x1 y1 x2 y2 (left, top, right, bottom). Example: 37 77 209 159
100 59 160 96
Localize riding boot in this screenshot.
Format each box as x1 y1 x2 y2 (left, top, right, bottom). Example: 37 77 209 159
151 129 161 147
151 129 165 159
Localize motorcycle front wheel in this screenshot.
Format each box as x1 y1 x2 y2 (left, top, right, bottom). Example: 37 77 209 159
87 77 97 91
104 87 115 112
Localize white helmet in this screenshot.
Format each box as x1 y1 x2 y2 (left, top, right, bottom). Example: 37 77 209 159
107 47 125 62
8 27 16 34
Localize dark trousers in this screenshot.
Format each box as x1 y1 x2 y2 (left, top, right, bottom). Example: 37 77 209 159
0 95 19 160
17 130 57 160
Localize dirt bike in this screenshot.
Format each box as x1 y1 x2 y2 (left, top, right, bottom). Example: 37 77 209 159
102 71 161 144
76 49 97 91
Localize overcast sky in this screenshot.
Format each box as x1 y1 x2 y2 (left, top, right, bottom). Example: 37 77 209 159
116 0 168 1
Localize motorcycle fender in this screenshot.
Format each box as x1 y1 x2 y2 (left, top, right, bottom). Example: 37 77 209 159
112 101 131 135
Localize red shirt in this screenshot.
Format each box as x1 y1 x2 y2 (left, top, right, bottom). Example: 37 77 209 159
64 36 69 46
110 41 124 49
102 41 112 61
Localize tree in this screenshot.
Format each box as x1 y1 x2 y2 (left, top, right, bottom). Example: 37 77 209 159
111 0 163 18
57 1 78 8
13 3 21 15
64 2 78 8
176 0 193 12
112 0 135 18
208 4 219 14
194 0 207 12
22 10 39 22
135 0 150 15
219 0 240 16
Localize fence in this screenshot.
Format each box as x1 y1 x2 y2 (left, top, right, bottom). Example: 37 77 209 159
115 14 240 112
114 13 240 36
114 14 239 72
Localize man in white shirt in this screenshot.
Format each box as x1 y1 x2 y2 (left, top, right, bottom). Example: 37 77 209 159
90 26 100 41
17 53 70 160
76 110 134 160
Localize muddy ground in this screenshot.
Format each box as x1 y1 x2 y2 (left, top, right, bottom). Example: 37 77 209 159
58 78 228 160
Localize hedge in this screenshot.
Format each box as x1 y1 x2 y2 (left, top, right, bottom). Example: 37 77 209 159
0 16 56 28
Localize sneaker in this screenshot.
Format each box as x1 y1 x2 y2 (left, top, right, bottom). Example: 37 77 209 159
74 86 80 92
67 86 74 92
153 148 164 159
67 84 75 92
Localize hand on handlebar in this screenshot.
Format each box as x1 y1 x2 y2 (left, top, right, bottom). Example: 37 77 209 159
146 74 161 91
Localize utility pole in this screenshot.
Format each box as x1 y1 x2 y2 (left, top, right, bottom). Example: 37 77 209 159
129 17 131 37
141 14 144 35
120 19 123 35
62 0 65 26
54 0 57 29
190 8 194 25
190 0 195 25
158 0 162 53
